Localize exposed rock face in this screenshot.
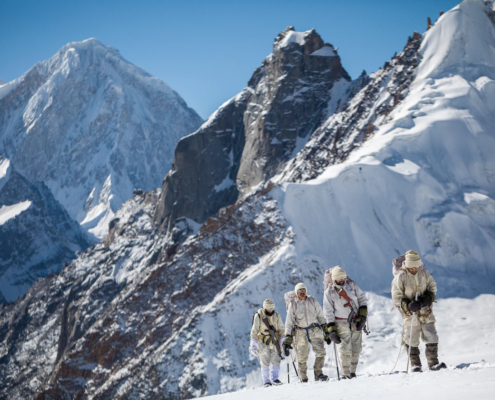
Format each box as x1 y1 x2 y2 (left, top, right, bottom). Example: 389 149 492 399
0 183 288 399
153 27 351 235
281 32 423 182
0 38 203 239
0 158 90 302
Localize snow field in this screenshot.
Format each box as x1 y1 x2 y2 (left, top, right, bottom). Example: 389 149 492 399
206 294 495 400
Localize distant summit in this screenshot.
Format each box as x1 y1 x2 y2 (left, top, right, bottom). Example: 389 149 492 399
0 38 203 239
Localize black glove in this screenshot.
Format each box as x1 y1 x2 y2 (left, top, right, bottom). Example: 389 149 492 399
324 331 332 345
355 316 367 331
408 301 422 313
329 331 341 344
419 293 433 308
283 343 293 356
283 335 293 356
355 306 368 331
321 323 331 344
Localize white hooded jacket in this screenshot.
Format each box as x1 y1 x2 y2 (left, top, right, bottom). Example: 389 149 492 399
323 280 367 324
284 295 325 336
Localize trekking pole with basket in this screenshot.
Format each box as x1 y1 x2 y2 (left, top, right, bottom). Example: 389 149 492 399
333 342 341 380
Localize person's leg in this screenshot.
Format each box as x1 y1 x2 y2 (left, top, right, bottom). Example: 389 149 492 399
422 322 440 368
350 325 363 376
309 327 327 380
259 343 271 384
269 346 282 382
336 323 352 377
403 316 422 368
295 330 310 381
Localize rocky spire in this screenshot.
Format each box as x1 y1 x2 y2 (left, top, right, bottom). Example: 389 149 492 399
153 27 350 239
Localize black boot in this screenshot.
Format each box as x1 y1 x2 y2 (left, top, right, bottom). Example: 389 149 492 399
405 344 422 372
350 373 357 378
272 379 283 385
426 343 446 371
316 373 329 381
430 362 447 371
264 382 272 387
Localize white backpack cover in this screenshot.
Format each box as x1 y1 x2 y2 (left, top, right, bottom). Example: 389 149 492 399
284 290 298 310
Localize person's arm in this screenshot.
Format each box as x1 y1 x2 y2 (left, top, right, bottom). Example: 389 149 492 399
285 303 294 336
355 284 367 308
315 298 326 326
323 287 335 324
275 312 285 337
250 313 260 340
425 271 438 299
391 275 406 308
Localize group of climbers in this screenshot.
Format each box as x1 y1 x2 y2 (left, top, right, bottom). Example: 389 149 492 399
249 250 446 386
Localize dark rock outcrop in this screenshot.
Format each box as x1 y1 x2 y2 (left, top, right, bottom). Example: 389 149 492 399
153 27 351 236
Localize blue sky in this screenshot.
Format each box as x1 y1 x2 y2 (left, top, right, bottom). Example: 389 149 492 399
1 0 460 119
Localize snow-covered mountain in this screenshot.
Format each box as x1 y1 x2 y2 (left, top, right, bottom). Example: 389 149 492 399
0 38 203 239
1 1 495 399
0 157 90 302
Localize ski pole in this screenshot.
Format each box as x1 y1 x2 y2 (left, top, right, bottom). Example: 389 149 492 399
406 292 418 374
333 342 340 381
290 351 300 381
287 359 290 383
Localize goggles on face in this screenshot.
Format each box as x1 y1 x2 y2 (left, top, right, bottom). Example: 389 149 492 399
297 289 307 293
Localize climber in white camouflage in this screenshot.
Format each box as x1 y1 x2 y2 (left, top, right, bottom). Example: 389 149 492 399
323 266 368 379
283 283 329 382
391 250 446 372
250 299 286 387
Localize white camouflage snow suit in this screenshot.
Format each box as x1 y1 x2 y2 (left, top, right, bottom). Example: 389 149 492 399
391 265 439 367
323 280 367 377
251 308 285 383
285 296 326 381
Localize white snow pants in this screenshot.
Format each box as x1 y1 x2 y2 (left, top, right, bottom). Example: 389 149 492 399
259 343 281 383
336 322 362 375
403 317 438 347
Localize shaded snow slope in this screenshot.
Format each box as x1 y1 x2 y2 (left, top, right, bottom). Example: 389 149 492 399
0 38 203 238
278 0 495 297
0 159 90 302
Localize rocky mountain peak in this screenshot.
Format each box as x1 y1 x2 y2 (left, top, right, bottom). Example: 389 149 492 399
273 26 330 55
153 28 350 237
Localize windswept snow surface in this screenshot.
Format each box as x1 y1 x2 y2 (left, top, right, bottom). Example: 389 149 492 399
205 294 495 400
279 0 495 297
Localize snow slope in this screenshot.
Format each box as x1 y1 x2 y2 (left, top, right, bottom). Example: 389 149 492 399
0 159 90 302
278 0 495 297
205 295 495 400
0 38 203 239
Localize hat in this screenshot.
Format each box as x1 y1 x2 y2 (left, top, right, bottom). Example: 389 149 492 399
332 266 347 281
404 250 422 269
295 283 307 293
263 299 275 311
